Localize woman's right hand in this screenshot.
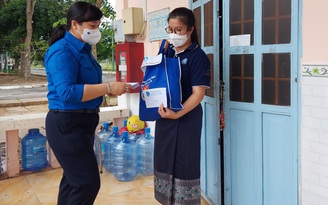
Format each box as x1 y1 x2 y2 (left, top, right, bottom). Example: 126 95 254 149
163 39 169 52
108 82 132 96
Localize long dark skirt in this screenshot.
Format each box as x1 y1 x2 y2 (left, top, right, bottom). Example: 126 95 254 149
154 104 203 205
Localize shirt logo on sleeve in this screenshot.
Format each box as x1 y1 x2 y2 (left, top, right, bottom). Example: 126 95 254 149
204 69 211 76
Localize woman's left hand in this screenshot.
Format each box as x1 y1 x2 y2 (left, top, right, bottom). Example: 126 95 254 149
158 104 179 119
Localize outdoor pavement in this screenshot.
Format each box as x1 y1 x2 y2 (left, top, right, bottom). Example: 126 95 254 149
0 98 49 117
0 82 49 117
0 71 117 116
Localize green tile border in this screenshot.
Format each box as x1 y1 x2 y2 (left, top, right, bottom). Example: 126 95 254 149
302 65 328 77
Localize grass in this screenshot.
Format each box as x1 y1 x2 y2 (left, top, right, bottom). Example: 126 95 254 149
32 64 44 69
0 69 16 74
99 62 115 71
31 62 115 71
0 61 115 76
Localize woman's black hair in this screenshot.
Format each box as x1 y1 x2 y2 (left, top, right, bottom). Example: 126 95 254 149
167 7 199 45
48 1 103 46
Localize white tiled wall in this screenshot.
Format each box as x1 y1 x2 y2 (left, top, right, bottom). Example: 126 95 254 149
301 76 328 205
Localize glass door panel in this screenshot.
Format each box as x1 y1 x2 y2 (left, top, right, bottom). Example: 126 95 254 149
262 0 291 44
230 0 254 45
262 53 291 106
204 1 214 47
230 54 254 102
193 7 202 45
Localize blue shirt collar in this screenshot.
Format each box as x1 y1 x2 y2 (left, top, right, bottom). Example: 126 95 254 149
64 31 91 52
186 42 199 52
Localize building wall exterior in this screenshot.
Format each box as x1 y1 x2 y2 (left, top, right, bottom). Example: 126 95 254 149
115 0 328 204
301 1 328 204
114 0 188 56
114 0 188 133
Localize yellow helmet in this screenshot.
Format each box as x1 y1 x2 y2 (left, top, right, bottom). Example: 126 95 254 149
127 115 145 133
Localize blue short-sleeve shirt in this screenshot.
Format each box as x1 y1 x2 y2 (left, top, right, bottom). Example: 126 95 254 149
44 31 102 110
166 42 211 103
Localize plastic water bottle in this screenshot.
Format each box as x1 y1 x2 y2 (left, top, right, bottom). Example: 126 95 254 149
129 130 145 143
119 119 128 135
104 126 121 173
128 133 137 143
136 130 145 141
136 127 154 176
21 128 48 171
113 131 137 181
95 122 112 165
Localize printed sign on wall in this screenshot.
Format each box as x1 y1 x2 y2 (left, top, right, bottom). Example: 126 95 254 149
148 8 170 42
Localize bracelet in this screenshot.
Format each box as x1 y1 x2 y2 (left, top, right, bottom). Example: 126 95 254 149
106 82 111 95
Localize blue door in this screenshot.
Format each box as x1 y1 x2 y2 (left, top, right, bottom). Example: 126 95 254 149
190 0 222 204
223 0 300 205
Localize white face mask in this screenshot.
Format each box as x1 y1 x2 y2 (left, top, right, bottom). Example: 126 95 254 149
80 28 101 45
168 33 188 47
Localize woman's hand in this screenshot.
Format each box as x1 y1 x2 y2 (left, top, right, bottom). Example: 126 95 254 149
109 82 133 96
158 103 179 119
157 86 206 119
164 40 169 51
81 82 133 102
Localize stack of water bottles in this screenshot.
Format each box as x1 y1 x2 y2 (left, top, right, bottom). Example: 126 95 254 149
21 128 48 171
111 129 154 181
99 116 155 182
95 121 113 166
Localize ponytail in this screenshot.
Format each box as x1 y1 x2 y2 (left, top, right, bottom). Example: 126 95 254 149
48 25 68 46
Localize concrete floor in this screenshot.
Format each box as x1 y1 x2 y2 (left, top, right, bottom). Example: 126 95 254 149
0 94 210 205
0 168 210 205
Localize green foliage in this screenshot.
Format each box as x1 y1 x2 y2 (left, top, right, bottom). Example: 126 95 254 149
0 0 26 62
31 0 67 62
98 0 117 62
0 0 26 51
53 18 67 28
97 27 115 61
31 37 49 64
33 0 66 41
0 0 67 61
101 0 116 20
0 0 116 64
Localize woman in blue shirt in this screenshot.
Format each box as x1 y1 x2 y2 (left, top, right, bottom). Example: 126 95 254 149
44 2 131 204
154 7 211 205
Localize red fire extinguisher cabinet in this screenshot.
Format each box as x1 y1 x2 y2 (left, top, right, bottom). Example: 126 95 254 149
115 42 144 93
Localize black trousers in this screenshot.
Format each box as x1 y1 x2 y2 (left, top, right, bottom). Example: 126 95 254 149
46 111 100 205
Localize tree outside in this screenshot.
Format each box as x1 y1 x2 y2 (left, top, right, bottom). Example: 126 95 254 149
0 0 116 79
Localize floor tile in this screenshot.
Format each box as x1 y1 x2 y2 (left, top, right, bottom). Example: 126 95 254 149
0 176 41 205
26 168 62 192
25 169 62 205
34 186 59 205
98 171 153 196
0 168 210 205
95 184 160 205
